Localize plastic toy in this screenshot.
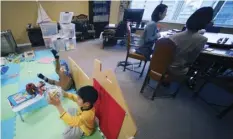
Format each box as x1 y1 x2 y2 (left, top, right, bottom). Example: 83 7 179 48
45 86 63 101
1 66 9 75
25 81 46 96
37 81 46 95
26 83 37 96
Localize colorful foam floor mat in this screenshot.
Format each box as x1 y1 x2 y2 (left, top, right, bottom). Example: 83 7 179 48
1 50 103 139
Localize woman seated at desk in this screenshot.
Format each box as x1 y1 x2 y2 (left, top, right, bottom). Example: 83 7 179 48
168 7 214 78
136 4 168 60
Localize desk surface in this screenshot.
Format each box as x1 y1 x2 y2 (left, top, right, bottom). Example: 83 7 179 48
202 48 233 58
160 31 233 46
203 32 233 46
160 31 233 58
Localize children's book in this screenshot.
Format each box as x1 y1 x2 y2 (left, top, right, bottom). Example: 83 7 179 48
8 90 34 107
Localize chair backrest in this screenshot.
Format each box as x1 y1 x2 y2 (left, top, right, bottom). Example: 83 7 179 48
149 38 176 75
126 22 131 51
115 21 127 38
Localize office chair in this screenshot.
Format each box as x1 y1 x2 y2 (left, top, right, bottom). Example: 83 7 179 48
140 38 180 100
205 22 221 33
102 21 127 47
117 22 147 77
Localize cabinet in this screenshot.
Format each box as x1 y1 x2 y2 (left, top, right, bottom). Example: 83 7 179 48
89 1 111 37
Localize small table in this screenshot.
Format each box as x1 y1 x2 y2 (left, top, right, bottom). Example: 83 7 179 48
10 95 44 122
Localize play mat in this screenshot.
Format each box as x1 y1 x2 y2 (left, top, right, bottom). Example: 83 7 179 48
1 50 103 139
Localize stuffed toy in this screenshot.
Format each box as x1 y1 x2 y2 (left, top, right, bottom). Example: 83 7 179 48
26 81 46 96
26 83 37 96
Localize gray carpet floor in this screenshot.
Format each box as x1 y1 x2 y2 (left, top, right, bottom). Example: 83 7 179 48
29 39 233 139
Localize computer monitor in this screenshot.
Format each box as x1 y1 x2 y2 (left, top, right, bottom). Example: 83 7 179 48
123 9 144 24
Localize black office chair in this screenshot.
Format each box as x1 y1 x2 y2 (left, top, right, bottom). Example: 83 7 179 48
205 22 221 33
102 21 128 47
115 21 127 38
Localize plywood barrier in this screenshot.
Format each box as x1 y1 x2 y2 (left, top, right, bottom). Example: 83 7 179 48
68 57 92 89
68 57 137 139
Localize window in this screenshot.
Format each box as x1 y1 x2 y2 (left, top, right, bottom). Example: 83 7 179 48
176 0 217 23
143 1 161 20
214 0 233 28
130 0 233 28
130 0 161 20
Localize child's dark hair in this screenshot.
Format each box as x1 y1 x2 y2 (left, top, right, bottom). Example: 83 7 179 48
77 86 98 108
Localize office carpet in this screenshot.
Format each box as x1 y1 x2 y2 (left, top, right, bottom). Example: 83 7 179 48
59 39 233 139
2 40 233 139
1 50 103 139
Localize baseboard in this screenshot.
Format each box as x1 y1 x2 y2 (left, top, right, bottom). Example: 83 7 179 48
17 43 31 47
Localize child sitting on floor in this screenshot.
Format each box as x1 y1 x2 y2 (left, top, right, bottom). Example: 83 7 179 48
48 86 98 139
37 49 73 91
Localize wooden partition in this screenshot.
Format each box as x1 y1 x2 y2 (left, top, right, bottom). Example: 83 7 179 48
68 57 137 139
69 57 92 89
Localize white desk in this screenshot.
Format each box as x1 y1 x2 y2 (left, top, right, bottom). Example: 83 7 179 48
11 95 44 122
203 32 233 45
160 31 233 46
202 48 233 58
160 31 233 58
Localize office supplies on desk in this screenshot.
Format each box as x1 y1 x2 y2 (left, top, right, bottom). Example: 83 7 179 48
172 29 181 33
108 24 116 27
217 38 223 44
205 48 214 51
222 38 229 44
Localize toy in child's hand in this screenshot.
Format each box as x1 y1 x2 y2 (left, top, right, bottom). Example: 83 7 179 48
26 83 37 96
46 86 63 102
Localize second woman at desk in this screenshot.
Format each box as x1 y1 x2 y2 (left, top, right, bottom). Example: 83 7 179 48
136 4 168 60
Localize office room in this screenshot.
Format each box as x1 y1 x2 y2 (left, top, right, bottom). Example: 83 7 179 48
1 0 233 139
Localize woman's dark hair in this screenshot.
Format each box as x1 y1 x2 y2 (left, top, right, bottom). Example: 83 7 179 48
77 86 98 108
151 4 168 22
186 7 214 32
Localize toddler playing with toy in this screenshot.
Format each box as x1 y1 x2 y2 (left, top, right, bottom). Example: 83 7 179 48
37 49 73 91
48 86 98 139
